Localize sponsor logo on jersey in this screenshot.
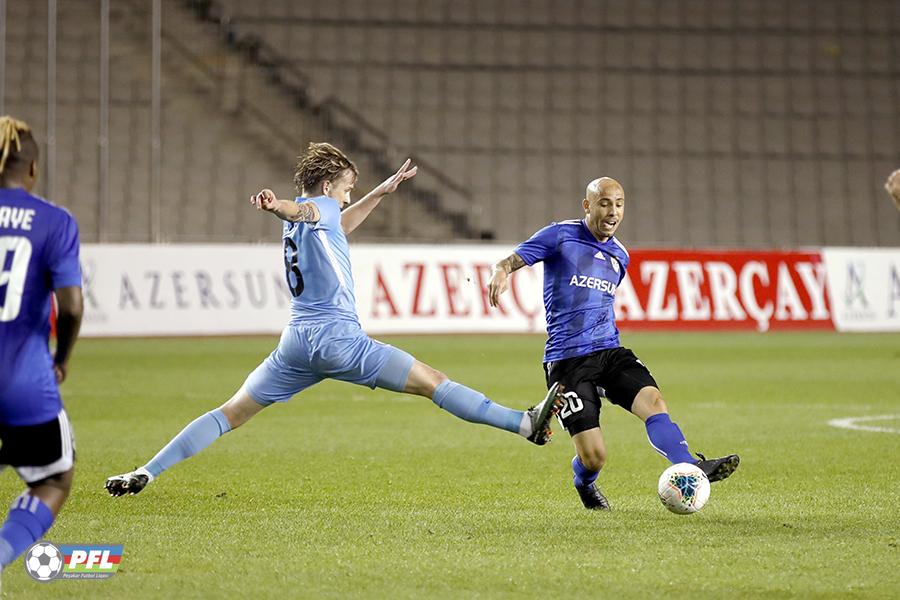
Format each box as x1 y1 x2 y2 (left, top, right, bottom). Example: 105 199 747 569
569 274 617 294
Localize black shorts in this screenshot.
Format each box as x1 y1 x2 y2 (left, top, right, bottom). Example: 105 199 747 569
0 410 76 484
543 347 658 436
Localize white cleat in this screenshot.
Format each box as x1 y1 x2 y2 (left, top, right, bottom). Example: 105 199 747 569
105 467 154 497
525 382 565 445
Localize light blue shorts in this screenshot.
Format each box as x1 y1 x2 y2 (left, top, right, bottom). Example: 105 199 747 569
244 321 415 406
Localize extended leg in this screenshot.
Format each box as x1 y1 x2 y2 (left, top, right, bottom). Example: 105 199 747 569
105 386 265 497
631 386 739 482
631 386 696 464
397 360 562 445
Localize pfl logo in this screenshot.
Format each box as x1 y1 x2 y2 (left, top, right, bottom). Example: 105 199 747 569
24 542 123 581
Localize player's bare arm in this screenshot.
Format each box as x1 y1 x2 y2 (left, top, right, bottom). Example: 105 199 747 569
488 252 526 307
340 158 417 235
885 169 900 210
52 286 83 383
250 188 320 223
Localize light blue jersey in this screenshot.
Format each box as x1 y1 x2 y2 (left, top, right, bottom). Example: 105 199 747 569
246 195 414 405
284 196 358 325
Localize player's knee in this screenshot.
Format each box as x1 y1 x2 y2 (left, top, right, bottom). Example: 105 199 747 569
405 362 448 397
633 386 667 418
219 388 265 429
220 407 241 430
220 404 251 430
648 389 667 412
579 448 606 472
422 368 448 397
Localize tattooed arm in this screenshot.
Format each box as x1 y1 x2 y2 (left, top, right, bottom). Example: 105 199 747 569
250 188 321 223
488 253 527 308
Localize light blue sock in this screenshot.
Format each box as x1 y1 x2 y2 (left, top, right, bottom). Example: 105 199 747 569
0 493 56 567
432 380 523 434
144 409 232 478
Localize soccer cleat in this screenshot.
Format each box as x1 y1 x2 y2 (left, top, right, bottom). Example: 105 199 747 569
694 453 740 483
525 382 565 445
105 468 153 497
576 482 611 510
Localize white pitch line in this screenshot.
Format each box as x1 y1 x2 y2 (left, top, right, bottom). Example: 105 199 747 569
827 414 900 434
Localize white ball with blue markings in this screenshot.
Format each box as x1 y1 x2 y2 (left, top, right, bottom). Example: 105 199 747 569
657 463 710 514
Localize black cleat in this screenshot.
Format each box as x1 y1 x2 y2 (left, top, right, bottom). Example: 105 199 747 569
576 483 611 510
105 469 152 497
525 382 565 445
695 453 740 483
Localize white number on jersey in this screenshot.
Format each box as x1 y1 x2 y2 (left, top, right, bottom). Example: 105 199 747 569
0 236 33 322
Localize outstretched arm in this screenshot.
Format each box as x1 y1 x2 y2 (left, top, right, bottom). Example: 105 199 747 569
250 188 320 223
341 159 417 235
886 169 900 211
488 253 527 307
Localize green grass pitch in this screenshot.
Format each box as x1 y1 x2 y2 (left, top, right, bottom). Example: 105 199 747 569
2 332 898 599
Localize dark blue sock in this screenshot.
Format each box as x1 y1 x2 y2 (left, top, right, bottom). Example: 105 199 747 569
572 455 600 489
0 493 56 567
645 413 695 464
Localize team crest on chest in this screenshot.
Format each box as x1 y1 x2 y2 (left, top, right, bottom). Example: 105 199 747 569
594 250 620 274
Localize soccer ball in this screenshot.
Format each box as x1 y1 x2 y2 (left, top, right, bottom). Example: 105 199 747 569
25 542 63 581
657 463 710 515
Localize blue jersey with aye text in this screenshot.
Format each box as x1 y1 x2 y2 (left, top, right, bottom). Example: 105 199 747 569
0 188 81 426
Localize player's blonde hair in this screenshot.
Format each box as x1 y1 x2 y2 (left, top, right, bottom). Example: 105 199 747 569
0 116 38 183
293 142 358 194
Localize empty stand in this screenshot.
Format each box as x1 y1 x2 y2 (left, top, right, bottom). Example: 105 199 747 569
2 0 898 245
212 0 899 246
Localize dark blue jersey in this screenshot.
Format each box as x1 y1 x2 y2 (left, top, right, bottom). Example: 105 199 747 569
0 188 81 426
515 219 629 363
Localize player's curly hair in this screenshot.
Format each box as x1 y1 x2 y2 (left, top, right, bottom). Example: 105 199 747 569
293 142 358 194
0 115 38 183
